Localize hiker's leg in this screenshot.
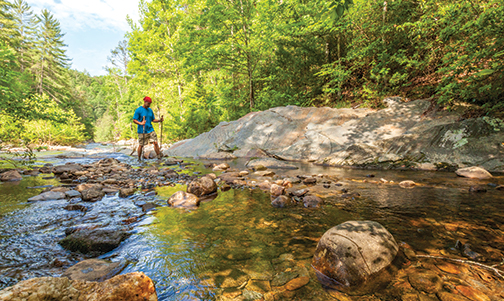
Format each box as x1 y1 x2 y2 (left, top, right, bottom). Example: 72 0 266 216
153 141 161 157
138 134 146 160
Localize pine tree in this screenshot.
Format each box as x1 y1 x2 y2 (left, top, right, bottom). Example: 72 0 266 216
33 9 70 102
11 0 37 73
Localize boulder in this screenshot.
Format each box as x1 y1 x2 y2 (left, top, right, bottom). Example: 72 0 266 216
28 191 66 202
212 163 230 171
312 220 398 294
0 272 157 301
187 176 217 196
399 180 416 188
168 191 200 208
455 166 493 179
62 259 128 282
0 170 22 181
59 227 131 255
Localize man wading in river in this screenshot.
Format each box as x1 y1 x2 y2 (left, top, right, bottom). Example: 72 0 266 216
133 96 164 161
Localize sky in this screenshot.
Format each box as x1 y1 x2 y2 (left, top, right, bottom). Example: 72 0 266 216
28 0 141 76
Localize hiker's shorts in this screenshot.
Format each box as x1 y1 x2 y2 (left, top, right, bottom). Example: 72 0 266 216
138 131 158 146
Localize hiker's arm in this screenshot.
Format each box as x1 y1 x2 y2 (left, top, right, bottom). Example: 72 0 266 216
133 116 146 125
152 116 164 123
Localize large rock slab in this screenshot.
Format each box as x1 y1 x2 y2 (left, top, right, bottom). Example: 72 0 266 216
246 158 298 170
312 220 398 294
52 164 83 175
0 272 157 301
164 98 504 172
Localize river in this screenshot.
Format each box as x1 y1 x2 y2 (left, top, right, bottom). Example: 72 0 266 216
0 143 503 300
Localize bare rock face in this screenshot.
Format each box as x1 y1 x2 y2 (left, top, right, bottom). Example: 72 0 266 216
312 221 398 295
0 272 157 301
187 176 217 196
164 99 504 172
455 166 493 179
62 259 128 282
0 170 22 181
168 191 200 208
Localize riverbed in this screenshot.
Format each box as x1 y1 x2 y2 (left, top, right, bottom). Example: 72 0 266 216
0 144 503 300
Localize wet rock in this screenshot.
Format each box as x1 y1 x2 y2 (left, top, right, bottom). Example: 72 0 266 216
218 172 242 184
271 270 299 287
455 285 491 301
285 276 310 291
245 279 271 294
163 158 183 166
64 204 87 212
303 177 317 184
200 152 237 160
187 176 217 196
81 188 105 202
119 187 137 198
59 227 131 255
287 188 309 197
303 195 323 208
271 195 294 208
408 270 443 294
469 186 487 193
437 292 469 301
213 163 230 171
52 164 83 175
142 202 160 212
246 158 298 170
0 170 22 181
254 170 275 177
168 191 200 208
62 259 128 282
496 185 504 190
65 190 81 198
0 272 157 301
257 181 272 191
399 180 416 188
455 166 493 179
270 184 285 196
76 183 103 192
312 220 398 294
28 191 66 202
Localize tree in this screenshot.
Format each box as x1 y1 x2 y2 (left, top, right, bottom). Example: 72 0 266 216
11 0 37 73
33 9 70 103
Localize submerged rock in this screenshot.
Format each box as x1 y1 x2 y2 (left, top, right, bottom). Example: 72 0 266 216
62 259 128 282
0 272 157 301
312 220 398 294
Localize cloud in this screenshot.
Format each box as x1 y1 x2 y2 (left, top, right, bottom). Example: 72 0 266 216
28 0 140 32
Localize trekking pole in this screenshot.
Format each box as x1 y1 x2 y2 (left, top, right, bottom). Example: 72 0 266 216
160 115 164 151
140 116 145 161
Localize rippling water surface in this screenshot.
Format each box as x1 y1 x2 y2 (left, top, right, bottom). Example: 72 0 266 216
0 145 503 300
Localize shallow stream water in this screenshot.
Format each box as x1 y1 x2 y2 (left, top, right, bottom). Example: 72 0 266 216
0 144 503 300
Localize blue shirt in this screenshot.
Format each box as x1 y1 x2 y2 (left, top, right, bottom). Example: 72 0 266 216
133 106 156 134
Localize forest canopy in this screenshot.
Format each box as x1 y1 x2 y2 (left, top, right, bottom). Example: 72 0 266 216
0 0 502 146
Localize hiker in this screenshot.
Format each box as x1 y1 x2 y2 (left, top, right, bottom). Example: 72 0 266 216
133 96 164 160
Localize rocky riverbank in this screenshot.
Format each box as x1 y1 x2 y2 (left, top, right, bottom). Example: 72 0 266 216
164 97 504 173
